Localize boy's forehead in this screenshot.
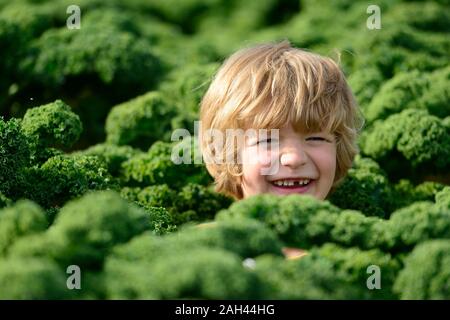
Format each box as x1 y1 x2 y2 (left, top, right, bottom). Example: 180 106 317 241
240 120 331 134
236 99 338 134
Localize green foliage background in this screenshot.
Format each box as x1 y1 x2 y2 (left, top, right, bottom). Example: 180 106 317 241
0 0 449 299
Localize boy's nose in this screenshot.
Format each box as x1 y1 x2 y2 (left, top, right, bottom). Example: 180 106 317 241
279 148 308 168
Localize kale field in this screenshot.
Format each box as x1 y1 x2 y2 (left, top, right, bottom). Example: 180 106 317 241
0 0 449 299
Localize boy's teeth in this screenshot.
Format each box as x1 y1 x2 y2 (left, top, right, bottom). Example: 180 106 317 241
273 179 311 187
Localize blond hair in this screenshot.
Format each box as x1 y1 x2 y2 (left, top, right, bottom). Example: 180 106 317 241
200 40 364 200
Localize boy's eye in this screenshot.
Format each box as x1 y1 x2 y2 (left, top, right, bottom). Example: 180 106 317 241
257 138 278 145
257 138 271 144
307 136 326 141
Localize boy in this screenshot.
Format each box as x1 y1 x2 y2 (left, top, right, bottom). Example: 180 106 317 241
199 40 364 200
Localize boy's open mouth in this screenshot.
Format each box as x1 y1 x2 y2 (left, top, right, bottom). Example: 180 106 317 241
269 177 315 194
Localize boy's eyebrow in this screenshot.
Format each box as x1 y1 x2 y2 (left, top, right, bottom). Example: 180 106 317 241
242 128 280 141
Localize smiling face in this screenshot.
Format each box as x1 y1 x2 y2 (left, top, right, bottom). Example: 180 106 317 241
240 124 337 200
200 42 363 200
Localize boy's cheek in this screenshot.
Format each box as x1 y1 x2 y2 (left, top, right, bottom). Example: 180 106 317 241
314 148 337 171
253 153 281 176
242 147 271 165
255 153 273 166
